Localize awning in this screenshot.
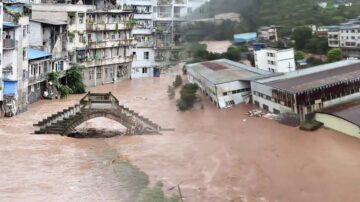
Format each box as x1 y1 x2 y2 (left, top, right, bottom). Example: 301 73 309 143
28 48 51 60
3 80 17 96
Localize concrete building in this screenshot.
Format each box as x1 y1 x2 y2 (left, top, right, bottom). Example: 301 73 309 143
27 48 51 104
186 59 272 108
124 0 156 78
31 3 134 87
83 9 133 86
251 60 360 120
254 47 296 73
2 2 30 114
29 19 68 74
328 17 360 58
257 26 279 42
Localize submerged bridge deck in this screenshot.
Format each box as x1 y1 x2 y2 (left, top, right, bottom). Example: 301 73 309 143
34 92 163 136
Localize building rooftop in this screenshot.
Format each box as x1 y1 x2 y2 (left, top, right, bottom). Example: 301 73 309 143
30 19 67 25
186 59 272 85
233 32 257 43
319 99 360 127
28 48 51 60
264 61 360 93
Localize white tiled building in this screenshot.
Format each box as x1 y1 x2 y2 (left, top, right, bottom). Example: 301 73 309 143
328 18 360 58
254 47 296 73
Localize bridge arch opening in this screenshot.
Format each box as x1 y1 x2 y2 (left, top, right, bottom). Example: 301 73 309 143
71 117 128 138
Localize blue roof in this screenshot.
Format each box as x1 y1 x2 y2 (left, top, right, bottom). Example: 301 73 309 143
234 32 257 43
28 48 51 60
3 21 18 28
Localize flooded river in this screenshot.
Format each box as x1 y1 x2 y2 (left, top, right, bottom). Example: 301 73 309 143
2 75 360 202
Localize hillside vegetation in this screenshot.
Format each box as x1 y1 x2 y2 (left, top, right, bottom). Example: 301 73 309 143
186 0 360 40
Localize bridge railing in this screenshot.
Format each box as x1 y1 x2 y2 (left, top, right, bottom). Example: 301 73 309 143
80 92 120 109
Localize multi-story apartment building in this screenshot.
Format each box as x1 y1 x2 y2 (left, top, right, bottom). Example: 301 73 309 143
2 2 30 115
254 47 296 73
120 0 208 79
257 25 279 42
32 3 134 87
328 17 360 58
127 0 156 78
29 19 68 74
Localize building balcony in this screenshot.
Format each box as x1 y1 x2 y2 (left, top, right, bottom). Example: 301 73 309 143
134 13 153 20
86 23 130 31
88 39 133 49
135 41 154 48
131 0 154 6
174 0 186 4
81 56 133 68
158 0 172 5
29 74 48 85
3 39 16 50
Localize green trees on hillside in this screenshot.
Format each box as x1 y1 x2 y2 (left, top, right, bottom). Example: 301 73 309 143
292 27 313 50
292 27 329 54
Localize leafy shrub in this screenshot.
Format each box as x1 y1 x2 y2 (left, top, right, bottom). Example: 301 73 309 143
173 75 183 88
58 85 73 98
177 83 199 111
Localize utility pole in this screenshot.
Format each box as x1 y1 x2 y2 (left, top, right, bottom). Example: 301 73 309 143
177 184 184 202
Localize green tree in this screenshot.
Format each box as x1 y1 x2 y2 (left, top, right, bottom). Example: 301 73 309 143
173 75 183 88
66 65 86 94
177 84 199 111
295 51 305 61
224 46 241 61
292 27 313 50
326 48 343 63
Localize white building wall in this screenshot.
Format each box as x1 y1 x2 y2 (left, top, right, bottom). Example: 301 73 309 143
254 48 295 73
131 48 155 78
216 81 251 108
251 81 292 113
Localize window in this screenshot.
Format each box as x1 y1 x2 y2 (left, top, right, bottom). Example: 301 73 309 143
23 48 27 59
223 92 228 96
78 13 84 24
89 69 94 80
96 67 102 79
142 68 148 74
144 51 149 60
23 26 27 38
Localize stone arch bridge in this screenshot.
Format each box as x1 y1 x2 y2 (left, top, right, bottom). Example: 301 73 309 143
34 92 163 136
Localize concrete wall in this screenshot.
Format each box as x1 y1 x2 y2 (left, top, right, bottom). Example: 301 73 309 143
315 113 360 138
251 81 292 113
131 48 154 78
216 80 251 108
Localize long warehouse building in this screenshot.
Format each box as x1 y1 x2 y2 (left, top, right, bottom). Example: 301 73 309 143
251 60 360 120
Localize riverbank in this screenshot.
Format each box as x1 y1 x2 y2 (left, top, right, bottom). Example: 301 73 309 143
2 76 360 201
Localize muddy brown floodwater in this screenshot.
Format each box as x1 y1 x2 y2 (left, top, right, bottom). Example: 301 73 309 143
2 75 360 202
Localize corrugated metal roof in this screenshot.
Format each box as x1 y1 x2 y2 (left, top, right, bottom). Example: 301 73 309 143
319 100 360 127
233 32 257 43
28 48 51 60
186 59 273 85
265 62 360 93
